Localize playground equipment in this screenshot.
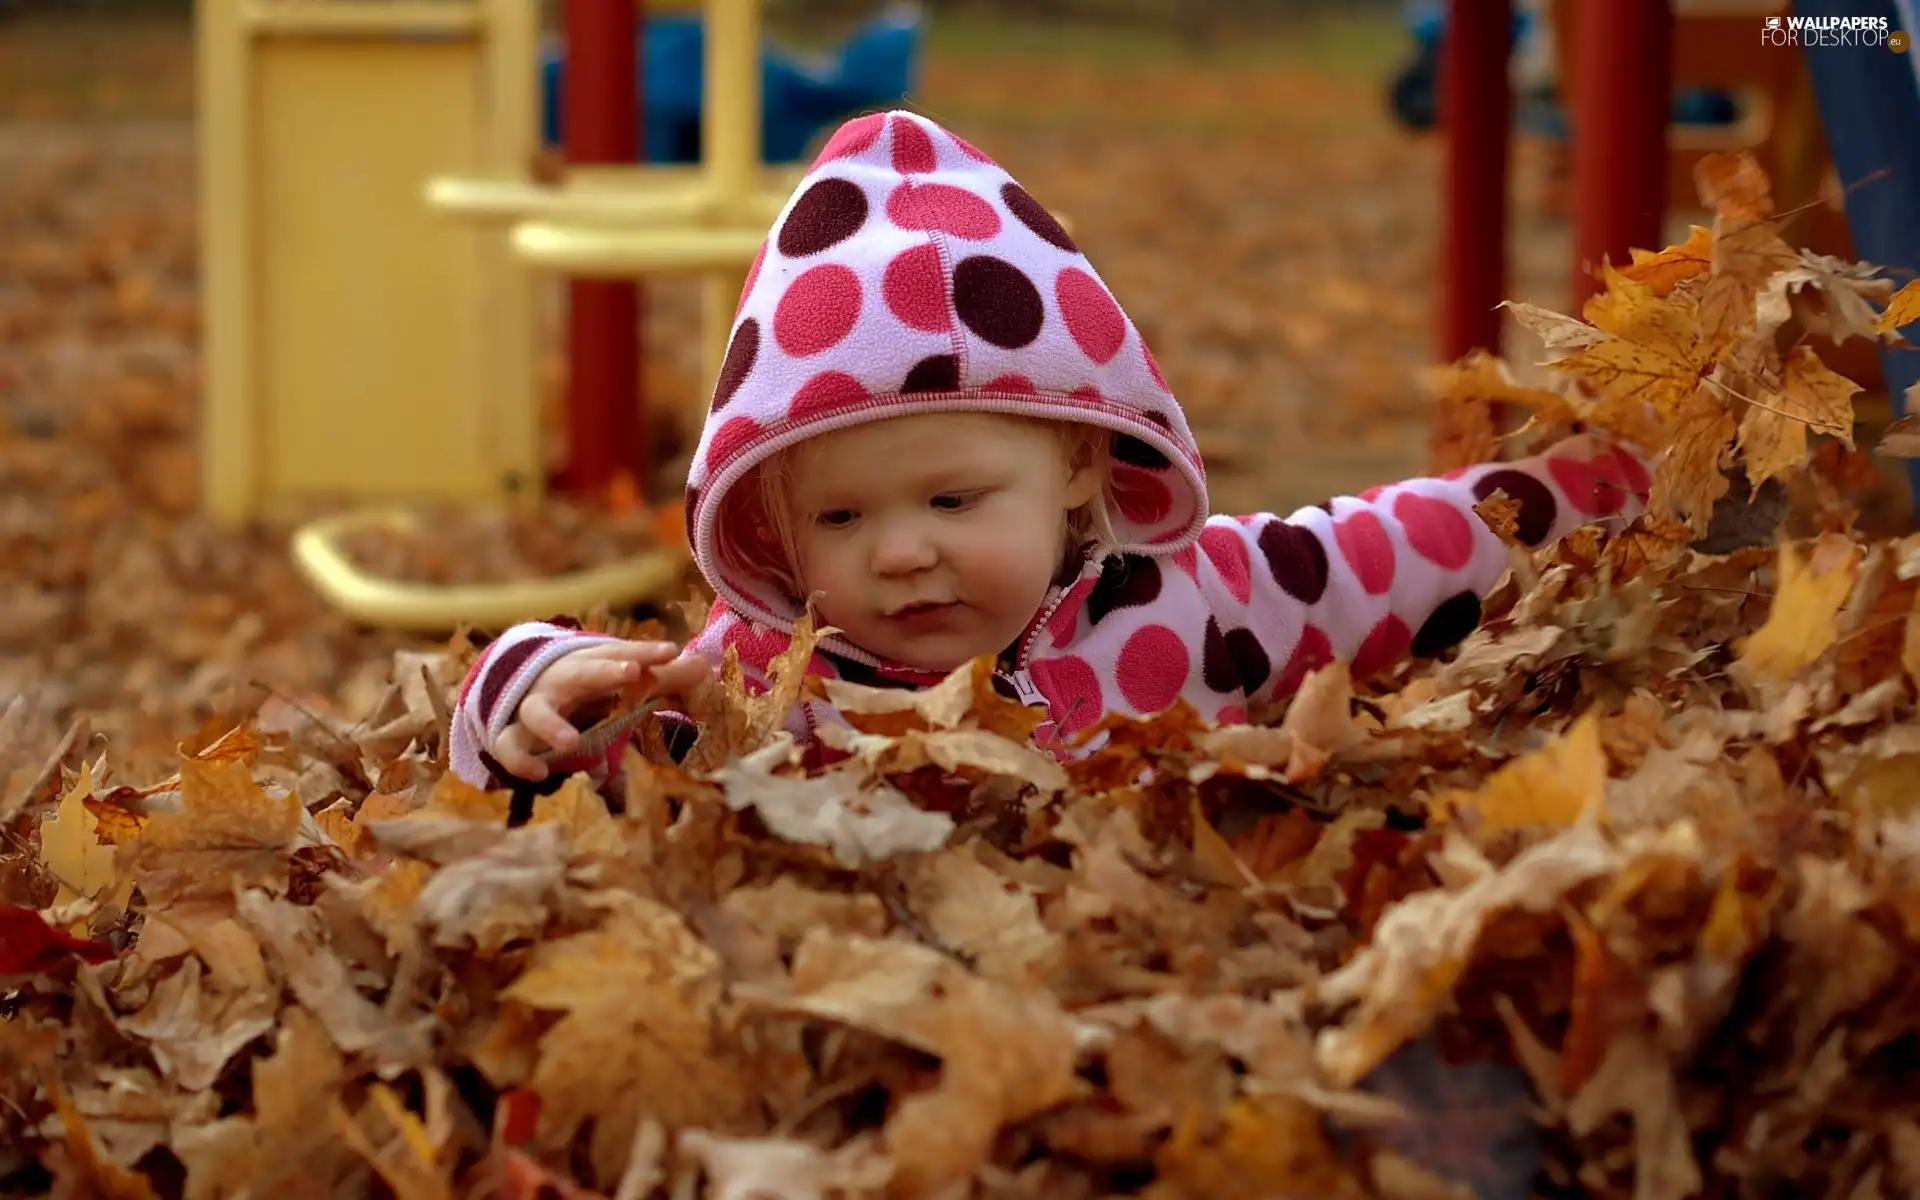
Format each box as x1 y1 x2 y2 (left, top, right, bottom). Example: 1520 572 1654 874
198 0 881 630
1439 0 1813 362
540 3 923 164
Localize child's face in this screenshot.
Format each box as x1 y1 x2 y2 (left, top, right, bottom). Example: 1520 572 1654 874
786 413 1101 672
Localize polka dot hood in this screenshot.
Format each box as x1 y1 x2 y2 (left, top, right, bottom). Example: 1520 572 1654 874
686 109 1208 637
444 113 1657 784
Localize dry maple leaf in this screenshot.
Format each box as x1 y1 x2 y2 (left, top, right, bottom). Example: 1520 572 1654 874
1735 535 1861 689
715 739 954 867
1878 413 1920 458
1617 224 1713 296
170 1006 363 1198
121 756 303 901
1736 345 1861 489
1474 490 1524 547
1878 278 1920 335
736 930 1081 1194
1432 713 1607 835
500 893 761 1181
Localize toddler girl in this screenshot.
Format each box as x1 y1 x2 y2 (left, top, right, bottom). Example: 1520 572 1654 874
449 110 1649 790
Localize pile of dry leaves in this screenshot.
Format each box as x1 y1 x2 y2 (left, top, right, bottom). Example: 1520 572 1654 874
6 154 1920 1200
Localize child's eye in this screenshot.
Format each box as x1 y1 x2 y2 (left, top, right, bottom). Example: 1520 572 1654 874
815 509 857 529
931 491 984 512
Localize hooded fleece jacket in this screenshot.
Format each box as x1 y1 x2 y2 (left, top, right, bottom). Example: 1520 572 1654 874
447 110 1651 790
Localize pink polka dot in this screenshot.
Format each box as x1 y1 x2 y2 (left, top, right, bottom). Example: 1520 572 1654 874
1351 615 1413 680
1144 343 1170 391
1393 492 1476 571
1111 464 1173 525
949 130 996 164
1030 655 1104 735
788 371 871 421
737 240 767 318
882 244 950 332
889 116 937 173
1215 705 1248 726
985 374 1035 394
1359 485 1387 503
1117 624 1189 714
1199 525 1252 604
1272 625 1334 699
813 113 884 166
1441 467 1469 481
1056 268 1127 365
885 182 1001 239
705 415 762 469
1334 511 1397 595
774 265 862 358
1550 454 1628 517
1170 545 1200 582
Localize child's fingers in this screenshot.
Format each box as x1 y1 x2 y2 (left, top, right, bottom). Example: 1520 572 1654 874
644 653 713 696
489 725 550 781
517 692 580 755
541 655 649 708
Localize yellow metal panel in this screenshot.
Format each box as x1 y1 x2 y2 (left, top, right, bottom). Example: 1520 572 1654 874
253 38 493 500
197 0 255 526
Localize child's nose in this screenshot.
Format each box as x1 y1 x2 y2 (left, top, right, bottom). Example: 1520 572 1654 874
870 523 937 575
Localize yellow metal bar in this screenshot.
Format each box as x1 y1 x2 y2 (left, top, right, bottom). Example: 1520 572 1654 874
705 0 763 202
242 1 481 35
197 0 255 527
242 1 479 36
512 222 768 275
428 174 796 228
427 175 717 224
290 510 687 632
479 0 543 508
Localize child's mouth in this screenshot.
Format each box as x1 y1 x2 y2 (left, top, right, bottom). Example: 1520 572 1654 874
888 601 956 625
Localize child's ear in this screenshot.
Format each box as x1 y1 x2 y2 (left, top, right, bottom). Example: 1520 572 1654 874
1063 457 1102 510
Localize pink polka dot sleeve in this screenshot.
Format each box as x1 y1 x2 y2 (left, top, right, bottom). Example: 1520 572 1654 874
1035 434 1651 731
1237 433 1651 702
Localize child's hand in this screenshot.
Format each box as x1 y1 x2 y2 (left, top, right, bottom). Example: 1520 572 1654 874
487 640 711 781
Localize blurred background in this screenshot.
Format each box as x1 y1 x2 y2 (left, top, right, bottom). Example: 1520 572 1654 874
0 0 1897 775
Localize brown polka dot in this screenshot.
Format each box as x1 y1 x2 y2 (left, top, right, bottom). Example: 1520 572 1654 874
777 178 869 257
952 255 1044 349
1472 469 1558 546
1087 554 1161 625
1112 435 1170 470
902 354 959 393
1258 520 1329 604
1202 617 1270 696
1001 182 1078 252
712 318 758 410
1411 591 1483 657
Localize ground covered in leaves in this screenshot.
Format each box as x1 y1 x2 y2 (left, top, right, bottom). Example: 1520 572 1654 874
10 12 1920 1200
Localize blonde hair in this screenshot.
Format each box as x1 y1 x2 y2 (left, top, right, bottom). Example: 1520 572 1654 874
715 416 1117 601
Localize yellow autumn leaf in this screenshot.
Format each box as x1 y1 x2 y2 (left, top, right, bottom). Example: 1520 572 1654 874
1877 278 1920 334
1737 346 1862 488
1617 224 1713 296
1651 390 1737 533
38 761 131 912
1553 266 1708 427
1433 713 1607 834
1736 537 1861 685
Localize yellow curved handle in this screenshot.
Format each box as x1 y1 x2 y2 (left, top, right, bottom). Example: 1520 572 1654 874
290 509 688 632
511 221 769 275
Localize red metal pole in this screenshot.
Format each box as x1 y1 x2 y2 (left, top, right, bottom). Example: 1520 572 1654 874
1570 0 1671 311
1439 0 1511 361
560 0 643 495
